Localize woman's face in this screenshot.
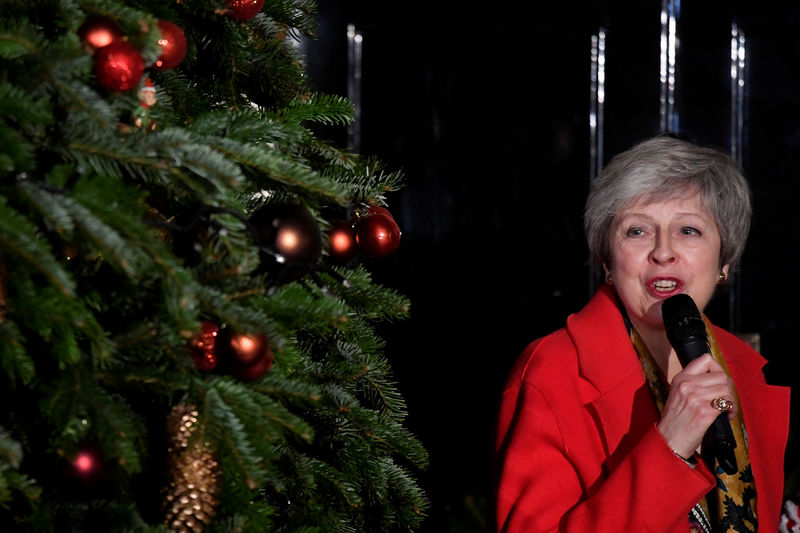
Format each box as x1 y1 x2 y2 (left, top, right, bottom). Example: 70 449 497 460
606 188 728 333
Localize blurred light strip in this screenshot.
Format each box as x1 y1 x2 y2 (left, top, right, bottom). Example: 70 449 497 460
729 23 747 333
347 24 363 152
588 28 607 296
590 28 606 180
659 0 680 132
730 24 746 165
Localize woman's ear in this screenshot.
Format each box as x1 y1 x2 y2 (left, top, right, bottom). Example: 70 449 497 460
603 263 612 285
720 264 730 283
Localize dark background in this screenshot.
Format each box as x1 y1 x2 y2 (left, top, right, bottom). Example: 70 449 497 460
304 2 800 530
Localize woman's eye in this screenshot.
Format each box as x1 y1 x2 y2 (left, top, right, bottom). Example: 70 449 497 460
625 227 645 237
681 226 701 236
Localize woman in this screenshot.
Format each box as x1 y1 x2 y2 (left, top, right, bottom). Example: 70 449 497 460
494 135 790 532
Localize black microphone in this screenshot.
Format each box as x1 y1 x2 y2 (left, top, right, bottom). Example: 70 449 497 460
661 294 738 475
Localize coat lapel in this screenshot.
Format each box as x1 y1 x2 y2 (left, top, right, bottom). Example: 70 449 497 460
567 285 658 456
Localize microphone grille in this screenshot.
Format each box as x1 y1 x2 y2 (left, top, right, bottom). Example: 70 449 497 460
662 294 706 342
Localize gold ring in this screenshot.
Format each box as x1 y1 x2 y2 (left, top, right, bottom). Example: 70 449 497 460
711 397 733 413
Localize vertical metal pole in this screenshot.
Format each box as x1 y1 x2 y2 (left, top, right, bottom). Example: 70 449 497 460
589 28 606 296
730 24 746 165
729 24 747 333
590 29 606 182
347 24 363 153
659 0 680 132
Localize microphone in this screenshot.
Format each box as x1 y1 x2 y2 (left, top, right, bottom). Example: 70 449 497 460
661 294 738 475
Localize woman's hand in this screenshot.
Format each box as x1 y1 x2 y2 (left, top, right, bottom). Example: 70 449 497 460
656 353 738 460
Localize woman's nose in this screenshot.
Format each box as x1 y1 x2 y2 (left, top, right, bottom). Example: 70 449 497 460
649 231 676 264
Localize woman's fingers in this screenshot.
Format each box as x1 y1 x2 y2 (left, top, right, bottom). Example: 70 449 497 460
657 353 738 458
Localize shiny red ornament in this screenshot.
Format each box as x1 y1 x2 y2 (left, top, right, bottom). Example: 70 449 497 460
72 450 97 476
94 40 145 92
78 16 124 51
189 321 219 371
226 0 265 20
225 331 269 366
153 20 187 71
250 203 322 265
64 444 108 489
356 213 401 258
229 348 274 381
328 220 358 264
366 205 395 220
217 327 274 381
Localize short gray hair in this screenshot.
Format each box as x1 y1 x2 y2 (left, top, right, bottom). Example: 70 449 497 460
584 134 752 274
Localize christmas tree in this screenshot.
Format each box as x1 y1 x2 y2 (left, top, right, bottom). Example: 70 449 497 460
0 1 428 531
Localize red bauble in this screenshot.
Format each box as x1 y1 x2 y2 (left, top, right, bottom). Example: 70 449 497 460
217 327 274 381
366 205 395 220
229 349 273 382
223 330 269 366
226 0 265 20
356 213 401 258
63 444 108 489
153 20 187 71
94 40 144 92
72 450 98 476
78 16 124 51
328 220 357 264
250 203 322 265
189 321 219 371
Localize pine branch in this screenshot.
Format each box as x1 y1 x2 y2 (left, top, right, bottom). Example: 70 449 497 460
52 78 119 133
324 265 411 322
209 137 347 203
65 129 244 207
16 179 75 238
41 366 146 477
0 18 46 59
0 196 76 296
203 384 269 492
0 320 35 385
61 195 149 279
283 93 355 127
0 80 52 125
262 0 318 39
0 427 41 509
271 444 363 533
323 158 407 206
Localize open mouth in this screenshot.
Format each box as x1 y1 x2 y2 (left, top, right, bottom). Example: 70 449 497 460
653 279 678 292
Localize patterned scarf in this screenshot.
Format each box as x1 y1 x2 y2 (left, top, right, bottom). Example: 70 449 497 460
627 315 757 533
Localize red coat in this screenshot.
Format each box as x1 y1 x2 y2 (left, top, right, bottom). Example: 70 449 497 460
494 285 790 532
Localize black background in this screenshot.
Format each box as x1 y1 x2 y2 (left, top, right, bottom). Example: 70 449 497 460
304 2 800 530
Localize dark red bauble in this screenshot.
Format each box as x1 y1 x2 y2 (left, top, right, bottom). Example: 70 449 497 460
153 20 187 71
62 443 109 490
366 205 395 220
189 321 219 371
218 329 269 367
94 40 145 92
216 327 274 381
226 0 265 20
78 16 124 51
356 214 401 258
250 203 322 265
229 348 274 382
328 219 358 264
72 449 99 476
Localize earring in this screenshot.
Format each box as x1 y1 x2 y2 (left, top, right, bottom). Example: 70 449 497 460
605 272 613 285
718 270 727 284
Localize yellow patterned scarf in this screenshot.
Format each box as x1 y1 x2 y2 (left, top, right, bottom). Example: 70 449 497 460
629 316 757 533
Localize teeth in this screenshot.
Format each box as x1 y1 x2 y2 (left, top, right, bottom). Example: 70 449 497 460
653 280 677 289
